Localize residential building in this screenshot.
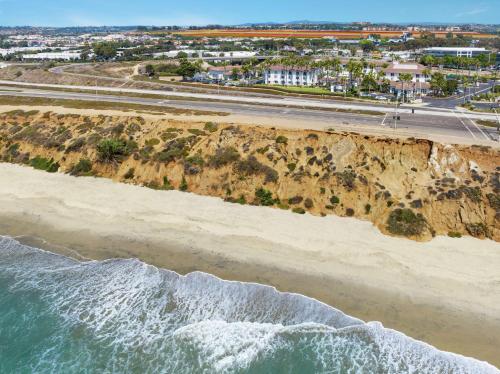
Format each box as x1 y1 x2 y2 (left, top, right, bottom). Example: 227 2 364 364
22 51 82 61
0 47 44 57
264 65 320 86
206 65 241 81
203 51 258 59
382 51 413 61
384 62 431 98
387 32 414 44
423 47 491 58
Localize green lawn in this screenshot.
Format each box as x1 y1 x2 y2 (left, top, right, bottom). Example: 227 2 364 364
253 84 333 95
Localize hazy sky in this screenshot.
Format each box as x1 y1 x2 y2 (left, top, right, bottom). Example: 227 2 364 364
0 0 498 26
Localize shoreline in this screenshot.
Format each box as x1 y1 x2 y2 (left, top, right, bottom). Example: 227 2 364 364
0 162 499 367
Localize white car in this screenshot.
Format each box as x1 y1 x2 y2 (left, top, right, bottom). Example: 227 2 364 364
375 95 389 101
331 85 344 92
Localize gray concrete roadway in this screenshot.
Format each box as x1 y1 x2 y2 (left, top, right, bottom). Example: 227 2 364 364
1 85 498 144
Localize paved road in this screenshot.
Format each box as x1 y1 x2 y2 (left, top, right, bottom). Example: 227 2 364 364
48 64 500 113
1 79 499 122
1 85 498 144
423 81 498 110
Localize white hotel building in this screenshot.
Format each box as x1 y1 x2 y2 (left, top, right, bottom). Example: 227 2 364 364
384 62 431 98
264 65 320 86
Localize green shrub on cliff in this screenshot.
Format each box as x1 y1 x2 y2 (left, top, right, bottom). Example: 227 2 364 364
208 147 240 168
236 156 278 183
486 193 500 211
387 209 427 237
30 156 59 173
188 129 206 136
145 176 174 191
204 122 218 133
70 158 93 176
330 196 340 205
179 176 188 192
145 138 160 147
292 207 306 214
96 138 133 163
465 223 489 239
255 188 278 206
364 204 372 214
275 135 288 144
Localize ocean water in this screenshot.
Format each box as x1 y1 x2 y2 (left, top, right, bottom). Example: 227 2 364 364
0 236 498 374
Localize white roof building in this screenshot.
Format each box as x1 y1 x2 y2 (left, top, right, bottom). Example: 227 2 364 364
22 51 82 61
384 62 431 97
423 47 491 58
0 47 45 56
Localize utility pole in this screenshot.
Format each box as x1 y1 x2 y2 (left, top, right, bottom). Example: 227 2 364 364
393 99 399 130
494 108 500 141
463 77 467 105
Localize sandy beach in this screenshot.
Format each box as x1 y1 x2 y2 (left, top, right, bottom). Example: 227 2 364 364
0 162 499 367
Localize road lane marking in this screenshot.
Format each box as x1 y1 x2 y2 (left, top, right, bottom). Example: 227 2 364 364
452 110 476 139
380 113 388 126
460 110 490 141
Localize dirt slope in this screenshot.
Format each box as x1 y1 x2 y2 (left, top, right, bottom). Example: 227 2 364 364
1 109 498 241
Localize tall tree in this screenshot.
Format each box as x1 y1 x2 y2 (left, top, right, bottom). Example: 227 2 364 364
93 42 117 60
399 73 413 102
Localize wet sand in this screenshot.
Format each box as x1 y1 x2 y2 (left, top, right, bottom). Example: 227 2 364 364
0 162 499 367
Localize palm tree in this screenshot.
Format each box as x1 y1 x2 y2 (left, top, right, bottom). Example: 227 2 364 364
376 69 386 92
241 64 251 81
346 59 362 95
318 57 340 88
352 62 363 96
362 71 377 94
422 68 431 80
399 73 413 103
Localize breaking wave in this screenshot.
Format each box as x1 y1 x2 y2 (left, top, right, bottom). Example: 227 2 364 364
0 236 497 373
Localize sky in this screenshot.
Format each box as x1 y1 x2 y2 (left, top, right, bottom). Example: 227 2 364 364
0 0 498 27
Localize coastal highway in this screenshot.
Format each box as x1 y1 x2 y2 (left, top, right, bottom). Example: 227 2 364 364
0 83 499 144
1 79 499 121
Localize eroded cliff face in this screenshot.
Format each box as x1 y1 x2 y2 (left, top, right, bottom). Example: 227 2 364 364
1 110 499 241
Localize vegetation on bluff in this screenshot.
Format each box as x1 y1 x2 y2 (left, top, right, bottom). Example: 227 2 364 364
0 110 498 241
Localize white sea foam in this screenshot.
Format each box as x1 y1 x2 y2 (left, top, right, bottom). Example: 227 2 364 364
0 236 498 374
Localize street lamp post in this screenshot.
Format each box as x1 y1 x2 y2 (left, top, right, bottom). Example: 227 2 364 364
494 108 500 140
394 99 399 130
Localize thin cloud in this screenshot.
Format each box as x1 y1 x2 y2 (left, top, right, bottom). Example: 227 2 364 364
455 7 488 17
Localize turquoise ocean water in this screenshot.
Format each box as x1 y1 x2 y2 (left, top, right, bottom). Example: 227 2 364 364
0 236 498 373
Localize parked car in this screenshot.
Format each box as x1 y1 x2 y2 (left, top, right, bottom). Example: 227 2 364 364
374 95 389 101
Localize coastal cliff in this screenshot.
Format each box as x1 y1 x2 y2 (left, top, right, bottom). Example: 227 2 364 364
1 109 498 241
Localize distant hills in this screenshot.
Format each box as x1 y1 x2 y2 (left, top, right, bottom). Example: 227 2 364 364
237 20 498 26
